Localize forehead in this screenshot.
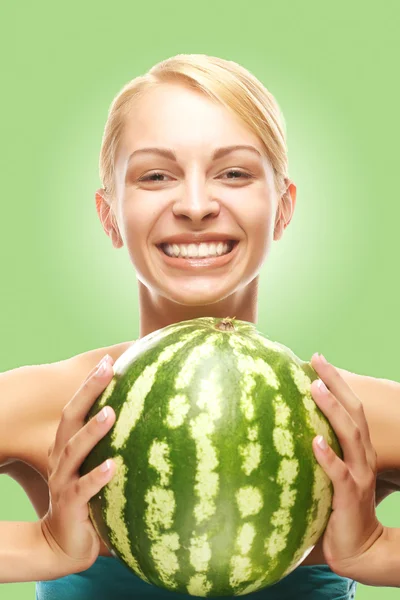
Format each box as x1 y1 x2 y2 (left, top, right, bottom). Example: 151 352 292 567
117 83 265 165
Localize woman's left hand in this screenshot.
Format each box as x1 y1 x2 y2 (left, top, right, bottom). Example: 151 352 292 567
309 352 385 581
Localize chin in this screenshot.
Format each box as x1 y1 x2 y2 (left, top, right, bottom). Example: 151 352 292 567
158 279 238 307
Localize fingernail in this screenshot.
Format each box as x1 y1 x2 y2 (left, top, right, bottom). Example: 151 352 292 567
95 355 110 377
100 459 111 472
318 353 328 364
96 407 109 423
317 379 329 394
316 435 328 450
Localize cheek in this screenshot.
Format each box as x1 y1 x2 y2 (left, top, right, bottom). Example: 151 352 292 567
243 205 275 271
119 202 162 276
120 200 153 244
245 205 274 247
118 206 147 261
122 216 139 245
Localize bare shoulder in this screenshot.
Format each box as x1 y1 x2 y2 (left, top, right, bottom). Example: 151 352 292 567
336 365 400 406
336 366 400 472
337 365 399 390
0 339 135 471
65 338 136 373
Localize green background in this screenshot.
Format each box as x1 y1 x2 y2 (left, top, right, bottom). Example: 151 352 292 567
1 0 399 598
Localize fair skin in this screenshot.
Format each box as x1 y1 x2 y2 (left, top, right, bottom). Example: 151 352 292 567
99 82 293 336
1 81 399 586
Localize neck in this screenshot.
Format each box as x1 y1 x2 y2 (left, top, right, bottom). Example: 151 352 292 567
138 278 259 338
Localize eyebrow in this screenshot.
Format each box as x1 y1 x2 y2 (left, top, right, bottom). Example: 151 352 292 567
127 144 262 164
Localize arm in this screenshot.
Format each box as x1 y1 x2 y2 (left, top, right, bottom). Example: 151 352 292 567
0 363 57 469
310 354 400 587
0 359 94 472
0 339 133 473
0 355 117 582
336 367 400 503
0 521 75 583
336 367 400 474
0 364 69 581
347 373 400 585
361 527 400 587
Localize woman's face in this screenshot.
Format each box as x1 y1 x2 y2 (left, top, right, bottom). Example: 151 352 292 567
100 83 292 306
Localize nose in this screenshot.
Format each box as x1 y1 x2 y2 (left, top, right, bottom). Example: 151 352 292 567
172 176 220 223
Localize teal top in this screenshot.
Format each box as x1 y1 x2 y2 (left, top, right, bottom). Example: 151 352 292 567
36 556 357 599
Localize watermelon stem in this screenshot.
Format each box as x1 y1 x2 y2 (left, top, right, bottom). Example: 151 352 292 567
215 316 236 331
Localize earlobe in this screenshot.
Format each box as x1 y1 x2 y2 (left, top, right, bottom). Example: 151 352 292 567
95 189 124 249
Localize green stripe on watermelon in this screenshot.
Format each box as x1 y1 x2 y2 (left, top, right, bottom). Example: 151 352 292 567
80 317 342 597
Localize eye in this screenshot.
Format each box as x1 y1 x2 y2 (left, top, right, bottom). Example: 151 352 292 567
138 169 253 183
139 172 170 182
221 169 253 180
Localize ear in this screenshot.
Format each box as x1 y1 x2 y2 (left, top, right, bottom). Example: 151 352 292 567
273 180 297 241
95 188 124 249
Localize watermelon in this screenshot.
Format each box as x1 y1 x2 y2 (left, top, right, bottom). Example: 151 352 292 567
80 317 341 597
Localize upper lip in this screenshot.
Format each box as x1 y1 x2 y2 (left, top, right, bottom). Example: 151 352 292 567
157 233 239 245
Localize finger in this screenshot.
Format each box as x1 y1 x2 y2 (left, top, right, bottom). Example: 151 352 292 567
66 354 115 422
55 405 116 486
311 377 369 480
63 458 117 523
52 355 114 458
312 434 358 509
310 353 375 465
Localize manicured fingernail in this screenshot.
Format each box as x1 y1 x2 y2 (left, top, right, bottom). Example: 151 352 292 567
318 353 328 364
95 355 110 377
316 435 328 450
96 407 109 423
100 459 111 472
317 379 329 394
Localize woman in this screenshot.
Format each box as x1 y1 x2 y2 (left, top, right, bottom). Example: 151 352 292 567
1 53 399 598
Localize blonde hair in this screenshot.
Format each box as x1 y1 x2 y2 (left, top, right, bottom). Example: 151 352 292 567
99 54 290 228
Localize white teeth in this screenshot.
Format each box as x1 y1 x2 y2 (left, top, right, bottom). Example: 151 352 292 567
161 241 234 259
198 243 209 257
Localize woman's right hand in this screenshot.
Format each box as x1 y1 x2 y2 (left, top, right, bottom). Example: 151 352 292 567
40 354 117 575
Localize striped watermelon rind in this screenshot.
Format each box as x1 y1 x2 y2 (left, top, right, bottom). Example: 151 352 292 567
80 317 341 597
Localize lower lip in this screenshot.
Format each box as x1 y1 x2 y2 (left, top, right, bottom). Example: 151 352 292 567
156 242 239 270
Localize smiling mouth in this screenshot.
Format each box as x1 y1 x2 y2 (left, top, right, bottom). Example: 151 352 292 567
158 240 238 259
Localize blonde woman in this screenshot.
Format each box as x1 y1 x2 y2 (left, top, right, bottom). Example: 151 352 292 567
1 54 399 599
